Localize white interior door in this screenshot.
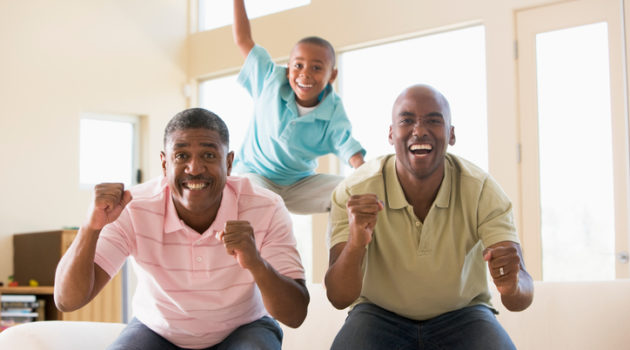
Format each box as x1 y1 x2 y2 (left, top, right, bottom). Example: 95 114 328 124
516 0 630 280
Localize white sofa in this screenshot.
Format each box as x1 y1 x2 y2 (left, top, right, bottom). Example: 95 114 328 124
1 281 629 349
0 284 345 350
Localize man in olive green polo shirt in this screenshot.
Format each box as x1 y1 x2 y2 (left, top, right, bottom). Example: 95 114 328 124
324 84 534 350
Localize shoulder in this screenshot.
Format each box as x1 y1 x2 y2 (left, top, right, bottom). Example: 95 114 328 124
446 153 491 184
125 177 168 214
227 176 284 208
240 45 286 82
247 44 272 63
446 153 510 200
325 89 348 118
338 155 391 194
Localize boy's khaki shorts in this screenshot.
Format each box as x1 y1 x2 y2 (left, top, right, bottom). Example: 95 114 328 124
239 172 343 215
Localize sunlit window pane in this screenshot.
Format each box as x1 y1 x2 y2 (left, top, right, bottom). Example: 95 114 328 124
80 115 138 188
536 22 615 281
338 25 488 174
199 74 252 155
291 214 312 282
199 0 310 31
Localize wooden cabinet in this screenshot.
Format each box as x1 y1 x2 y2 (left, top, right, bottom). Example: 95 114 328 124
3 229 122 323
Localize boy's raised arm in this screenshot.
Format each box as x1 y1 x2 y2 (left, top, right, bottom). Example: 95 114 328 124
233 0 255 58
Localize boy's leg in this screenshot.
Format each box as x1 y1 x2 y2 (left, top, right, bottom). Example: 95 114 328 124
238 173 283 195
419 305 516 350
106 318 179 350
283 174 344 214
216 316 283 350
330 303 419 350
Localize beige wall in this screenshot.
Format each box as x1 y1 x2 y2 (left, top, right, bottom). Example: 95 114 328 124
0 0 188 283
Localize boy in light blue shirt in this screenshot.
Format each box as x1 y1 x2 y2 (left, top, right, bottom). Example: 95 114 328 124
232 0 365 214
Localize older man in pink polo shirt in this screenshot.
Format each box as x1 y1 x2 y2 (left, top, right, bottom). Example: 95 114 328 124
54 108 309 350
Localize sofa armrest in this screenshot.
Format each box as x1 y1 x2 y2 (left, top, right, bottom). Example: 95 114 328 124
0 321 125 350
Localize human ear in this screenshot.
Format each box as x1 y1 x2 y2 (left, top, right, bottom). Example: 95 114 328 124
226 151 234 176
449 126 456 146
160 151 167 176
388 125 394 145
328 68 338 84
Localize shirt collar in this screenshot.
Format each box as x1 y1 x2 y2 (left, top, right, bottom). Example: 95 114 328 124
163 180 239 235
384 155 452 210
280 80 335 121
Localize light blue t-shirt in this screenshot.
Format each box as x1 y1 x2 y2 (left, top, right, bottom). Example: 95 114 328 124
233 45 365 186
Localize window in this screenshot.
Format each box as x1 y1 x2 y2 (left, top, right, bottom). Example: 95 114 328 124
79 113 140 188
198 0 310 32
198 73 252 156
337 25 488 173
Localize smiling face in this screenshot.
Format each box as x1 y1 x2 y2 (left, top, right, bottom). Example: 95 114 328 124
389 85 455 182
286 42 338 107
160 128 233 225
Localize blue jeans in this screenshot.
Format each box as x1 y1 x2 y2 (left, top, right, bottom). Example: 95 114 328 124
331 303 516 350
107 316 283 350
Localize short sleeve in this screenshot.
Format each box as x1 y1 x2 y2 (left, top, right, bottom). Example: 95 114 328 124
259 200 305 280
94 211 134 278
237 45 277 99
477 176 520 248
327 182 352 249
328 102 366 164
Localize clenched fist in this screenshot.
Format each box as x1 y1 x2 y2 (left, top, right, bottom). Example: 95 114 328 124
216 220 261 270
87 183 133 231
346 194 384 249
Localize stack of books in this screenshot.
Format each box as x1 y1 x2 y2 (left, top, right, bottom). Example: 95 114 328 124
0 294 44 331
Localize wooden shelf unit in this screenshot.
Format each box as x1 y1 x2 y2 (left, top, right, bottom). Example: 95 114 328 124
5 229 123 323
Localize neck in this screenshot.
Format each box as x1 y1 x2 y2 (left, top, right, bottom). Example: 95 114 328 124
396 166 444 222
173 200 220 234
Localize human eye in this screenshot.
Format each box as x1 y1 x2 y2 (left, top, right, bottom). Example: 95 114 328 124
204 152 216 160
427 117 443 125
293 63 303 69
174 152 188 161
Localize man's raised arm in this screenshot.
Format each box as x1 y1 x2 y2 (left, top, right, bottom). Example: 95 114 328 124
324 194 383 309
54 183 132 312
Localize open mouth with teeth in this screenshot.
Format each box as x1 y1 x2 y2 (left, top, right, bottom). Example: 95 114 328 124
409 144 432 155
296 81 314 89
183 181 209 191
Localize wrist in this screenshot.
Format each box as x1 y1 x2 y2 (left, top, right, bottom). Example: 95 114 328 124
81 224 102 235
246 255 268 275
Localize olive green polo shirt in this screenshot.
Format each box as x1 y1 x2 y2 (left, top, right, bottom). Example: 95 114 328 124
328 154 519 320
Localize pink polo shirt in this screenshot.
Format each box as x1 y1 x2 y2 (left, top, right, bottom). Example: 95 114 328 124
94 176 304 349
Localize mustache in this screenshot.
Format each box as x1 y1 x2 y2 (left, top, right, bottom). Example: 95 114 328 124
180 175 213 182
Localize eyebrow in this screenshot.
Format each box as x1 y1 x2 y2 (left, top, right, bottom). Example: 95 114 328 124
424 112 444 119
293 56 326 64
396 111 444 120
172 141 220 149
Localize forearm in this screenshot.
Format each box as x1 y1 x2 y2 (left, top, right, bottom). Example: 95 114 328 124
249 259 309 328
232 0 255 57
324 243 365 309
501 269 534 311
53 226 100 311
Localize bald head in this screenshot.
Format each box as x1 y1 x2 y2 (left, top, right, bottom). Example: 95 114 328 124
393 84 452 126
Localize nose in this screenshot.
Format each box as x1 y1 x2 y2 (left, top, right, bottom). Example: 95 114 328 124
412 120 427 137
186 155 206 175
